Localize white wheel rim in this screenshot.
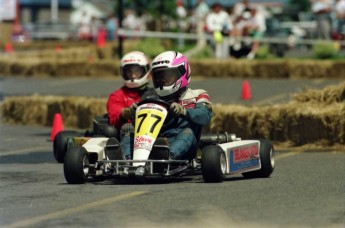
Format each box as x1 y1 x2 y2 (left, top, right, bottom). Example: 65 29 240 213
270 148 275 168
83 156 89 175
220 152 227 174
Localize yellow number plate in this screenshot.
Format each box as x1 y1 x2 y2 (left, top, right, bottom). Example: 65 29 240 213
134 104 167 139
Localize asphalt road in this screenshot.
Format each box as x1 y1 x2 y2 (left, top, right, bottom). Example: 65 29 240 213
0 122 344 227
0 76 342 105
0 76 344 227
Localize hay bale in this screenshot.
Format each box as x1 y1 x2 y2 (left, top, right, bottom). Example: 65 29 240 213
0 58 12 75
208 102 345 146
252 60 289 78
277 103 345 145
54 61 90 76
1 95 47 125
87 60 120 77
288 60 334 79
293 81 345 104
1 95 107 129
1 95 344 145
190 59 254 78
209 104 274 139
30 61 56 77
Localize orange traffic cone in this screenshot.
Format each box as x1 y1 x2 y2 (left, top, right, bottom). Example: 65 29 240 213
241 80 252 100
51 113 64 141
5 42 13 53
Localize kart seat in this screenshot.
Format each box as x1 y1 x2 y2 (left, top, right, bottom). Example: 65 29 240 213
92 113 119 138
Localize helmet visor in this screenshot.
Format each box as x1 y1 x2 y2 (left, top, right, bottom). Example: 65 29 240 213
121 65 147 81
152 67 183 88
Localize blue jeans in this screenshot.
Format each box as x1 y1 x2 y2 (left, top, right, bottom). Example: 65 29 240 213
120 123 134 159
166 128 198 160
121 127 198 160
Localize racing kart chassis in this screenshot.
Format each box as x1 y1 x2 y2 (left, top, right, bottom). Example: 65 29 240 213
63 135 274 184
63 99 275 184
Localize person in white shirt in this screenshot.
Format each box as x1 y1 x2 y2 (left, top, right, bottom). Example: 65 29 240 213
230 5 266 59
195 0 210 20
335 0 345 35
310 0 333 39
206 3 232 58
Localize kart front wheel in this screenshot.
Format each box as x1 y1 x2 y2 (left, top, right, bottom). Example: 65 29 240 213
242 139 275 178
53 130 79 163
201 145 227 183
64 146 89 184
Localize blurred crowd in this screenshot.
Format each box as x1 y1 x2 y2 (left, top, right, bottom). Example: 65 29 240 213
311 0 345 40
75 0 345 59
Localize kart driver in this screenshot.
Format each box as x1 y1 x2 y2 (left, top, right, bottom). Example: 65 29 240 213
106 51 156 159
149 51 213 160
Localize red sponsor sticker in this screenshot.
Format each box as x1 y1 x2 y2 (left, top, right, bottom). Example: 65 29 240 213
234 145 259 163
135 136 153 144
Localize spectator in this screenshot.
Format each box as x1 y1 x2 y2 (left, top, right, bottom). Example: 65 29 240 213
195 0 210 20
310 0 333 39
105 14 117 41
245 7 266 59
335 0 345 36
193 0 210 41
90 16 102 42
230 1 267 59
206 3 232 58
233 0 251 18
78 11 91 40
176 0 188 48
122 9 139 30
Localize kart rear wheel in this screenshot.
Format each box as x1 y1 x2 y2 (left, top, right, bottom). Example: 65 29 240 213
201 145 226 183
242 139 275 178
53 130 79 163
64 146 89 184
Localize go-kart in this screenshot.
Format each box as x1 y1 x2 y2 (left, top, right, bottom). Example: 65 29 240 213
63 98 275 184
53 114 118 163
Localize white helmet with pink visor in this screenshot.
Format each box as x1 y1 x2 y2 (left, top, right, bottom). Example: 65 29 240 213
120 51 150 89
151 51 191 98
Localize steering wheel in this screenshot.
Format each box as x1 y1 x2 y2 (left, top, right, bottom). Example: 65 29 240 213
137 98 171 108
137 98 178 129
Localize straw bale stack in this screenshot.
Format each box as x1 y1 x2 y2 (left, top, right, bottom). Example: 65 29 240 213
1 82 344 146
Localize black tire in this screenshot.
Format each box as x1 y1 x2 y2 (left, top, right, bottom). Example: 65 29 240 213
242 139 275 178
64 146 89 184
53 130 79 163
201 145 227 183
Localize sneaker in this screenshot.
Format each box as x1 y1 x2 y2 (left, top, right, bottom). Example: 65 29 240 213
247 52 255 59
104 137 125 160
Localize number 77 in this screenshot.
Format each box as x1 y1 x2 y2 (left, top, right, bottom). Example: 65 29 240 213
137 113 162 134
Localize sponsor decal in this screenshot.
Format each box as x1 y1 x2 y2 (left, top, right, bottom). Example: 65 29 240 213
135 136 153 144
152 60 170 66
233 145 259 163
134 136 154 151
138 104 164 112
123 59 138 63
139 106 164 112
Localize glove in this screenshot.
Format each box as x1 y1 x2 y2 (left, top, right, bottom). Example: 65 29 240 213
169 102 186 117
120 108 131 121
129 102 138 119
